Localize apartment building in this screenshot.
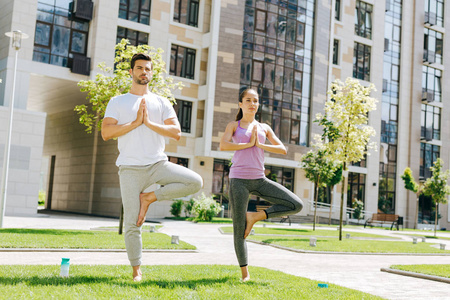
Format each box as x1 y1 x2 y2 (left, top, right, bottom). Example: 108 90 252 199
0 0 448 229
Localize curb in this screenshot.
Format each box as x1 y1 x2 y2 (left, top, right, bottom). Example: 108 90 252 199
380 268 450 284
0 248 198 253
246 240 450 256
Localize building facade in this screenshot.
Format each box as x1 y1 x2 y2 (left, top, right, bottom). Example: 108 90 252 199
0 0 448 229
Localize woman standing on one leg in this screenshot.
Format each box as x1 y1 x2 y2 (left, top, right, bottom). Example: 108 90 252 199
219 88 303 282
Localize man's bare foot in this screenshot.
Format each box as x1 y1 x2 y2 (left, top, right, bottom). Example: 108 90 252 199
137 192 157 227
244 211 266 238
132 266 142 282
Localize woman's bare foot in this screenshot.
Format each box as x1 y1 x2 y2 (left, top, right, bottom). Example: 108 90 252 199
240 266 250 282
132 265 142 282
244 211 266 238
137 192 157 227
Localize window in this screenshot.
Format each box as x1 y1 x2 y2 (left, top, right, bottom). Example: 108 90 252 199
264 166 294 192
424 28 443 64
168 156 189 167
332 39 339 65
173 0 199 27
170 45 196 79
378 162 396 214
240 1 314 146
421 104 440 141
33 0 89 67
173 100 192 133
424 0 444 27
422 66 442 102
347 172 366 215
118 0 151 25
116 27 149 46
355 1 372 39
353 42 371 81
212 159 230 196
420 143 439 179
335 0 341 21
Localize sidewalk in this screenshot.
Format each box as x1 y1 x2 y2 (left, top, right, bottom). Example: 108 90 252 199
2 212 450 300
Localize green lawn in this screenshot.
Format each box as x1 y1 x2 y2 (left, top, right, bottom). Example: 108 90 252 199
0 265 383 300
0 229 195 250
392 233 450 241
247 235 450 254
166 217 234 224
390 264 450 279
220 226 398 239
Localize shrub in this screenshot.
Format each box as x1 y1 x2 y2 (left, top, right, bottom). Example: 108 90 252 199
352 198 364 222
184 199 195 217
192 193 222 221
170 199 184 217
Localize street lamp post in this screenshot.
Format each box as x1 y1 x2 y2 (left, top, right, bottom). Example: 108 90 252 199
0 30 29 228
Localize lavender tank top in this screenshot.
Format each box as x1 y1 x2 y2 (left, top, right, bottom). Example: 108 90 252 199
229 121 266 179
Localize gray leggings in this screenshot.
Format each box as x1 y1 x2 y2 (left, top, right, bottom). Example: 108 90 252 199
229 177 303 267
119 160 203 266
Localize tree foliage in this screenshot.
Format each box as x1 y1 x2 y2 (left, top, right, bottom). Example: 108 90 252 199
316 77 378 240
401 167 420 194
75 39 183 133
422 158 450 236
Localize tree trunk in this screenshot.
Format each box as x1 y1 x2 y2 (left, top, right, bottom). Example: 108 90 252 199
313 181 319 231
434 202 438 237
339 163 347 241
415 196 419 229
119 204 124 235
328 186 333 225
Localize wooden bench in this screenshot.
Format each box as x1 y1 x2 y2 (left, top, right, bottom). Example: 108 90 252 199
364 213 400 230
256 205 291 226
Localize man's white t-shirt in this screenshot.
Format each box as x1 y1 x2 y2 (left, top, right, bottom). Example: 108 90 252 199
104 92 177 166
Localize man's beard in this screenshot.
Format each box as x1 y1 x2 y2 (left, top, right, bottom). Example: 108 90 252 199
133 77 150 85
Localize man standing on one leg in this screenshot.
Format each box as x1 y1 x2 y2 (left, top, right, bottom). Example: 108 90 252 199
101 53 203 282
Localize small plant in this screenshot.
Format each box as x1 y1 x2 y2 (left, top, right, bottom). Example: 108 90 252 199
184 198 195 217
192 193 222 221
170 199 184 218
352 198 364 223
38 191 46 207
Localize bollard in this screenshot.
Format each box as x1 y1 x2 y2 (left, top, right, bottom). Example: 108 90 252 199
171 235 179 244
421 237 426 243
250 229 255 235
412 237 417 244
309 237 317 247
346 213 350 225
220 205 225 218
440 243 446 250
263 223 266 228
346 233 350 239
149 225 155 233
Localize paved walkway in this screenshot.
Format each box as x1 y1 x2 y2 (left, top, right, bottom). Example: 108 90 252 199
2 212 450 299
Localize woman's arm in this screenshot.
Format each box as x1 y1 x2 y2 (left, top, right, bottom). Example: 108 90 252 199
219 121 256 151
255 124 287 155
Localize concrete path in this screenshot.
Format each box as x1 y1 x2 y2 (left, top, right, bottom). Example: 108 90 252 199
2 212 450 299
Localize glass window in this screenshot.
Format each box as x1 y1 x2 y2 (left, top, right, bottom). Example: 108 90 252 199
355 1 372 39
116 26 149 46
173 100 192 133
335 0 341 21
170 44 196 79
347 172 366 213
421 104 440 140
424 0 445 27
420 143 440 179
119 0 151 25
424 28 443 64
353 42 371 81
240 0 314 146
168 156 189 167
33 0 89 67
332 39 339 65
173 0 199 27
422 66 442 102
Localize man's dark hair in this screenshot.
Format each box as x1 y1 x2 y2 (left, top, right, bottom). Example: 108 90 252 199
130 53 152 70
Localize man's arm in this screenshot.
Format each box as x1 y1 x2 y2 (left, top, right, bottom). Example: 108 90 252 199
143 109 181 140
101 99 145 141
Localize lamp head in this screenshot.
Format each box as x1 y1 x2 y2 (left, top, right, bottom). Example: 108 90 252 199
5 30 29 50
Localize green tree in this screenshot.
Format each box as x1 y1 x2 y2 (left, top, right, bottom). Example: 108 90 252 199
400 167 422 229
301 141 340 231
422 158 450 237
75 39 183 133
316 78 377 240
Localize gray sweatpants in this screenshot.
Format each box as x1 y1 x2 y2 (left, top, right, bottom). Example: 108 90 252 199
119 160 203 266
229 177 303 267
